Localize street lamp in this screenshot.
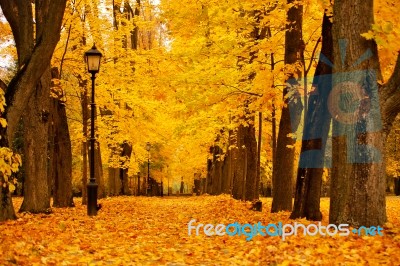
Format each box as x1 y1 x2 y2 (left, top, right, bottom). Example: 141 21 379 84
146 142 151 196
85 43 102 216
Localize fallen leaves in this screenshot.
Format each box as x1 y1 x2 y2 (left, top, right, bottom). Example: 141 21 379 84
0 195 399 265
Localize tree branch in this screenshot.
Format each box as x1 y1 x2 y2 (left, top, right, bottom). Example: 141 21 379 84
0 79 7 92
4 0 67 144
380 52 400 135
59 24 72 78
221 83 263 97
305 37 321 76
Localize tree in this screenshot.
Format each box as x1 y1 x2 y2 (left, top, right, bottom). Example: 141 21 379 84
48 67 74 208
0 0 67 217
271 0 303 212
54 0 107 202
291 12 332 220
0 79 19 221
0 1 67 143
329 0 400 226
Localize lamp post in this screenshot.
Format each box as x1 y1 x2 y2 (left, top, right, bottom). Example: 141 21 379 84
85 44 102 216
146 142 151 196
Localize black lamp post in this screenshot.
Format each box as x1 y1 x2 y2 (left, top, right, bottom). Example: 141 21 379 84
146 142 151 196
85 44 102 216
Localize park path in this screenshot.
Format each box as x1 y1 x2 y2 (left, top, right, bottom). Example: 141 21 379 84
0 196 400 265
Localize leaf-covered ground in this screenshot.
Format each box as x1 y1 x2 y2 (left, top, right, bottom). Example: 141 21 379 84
0 195 399 265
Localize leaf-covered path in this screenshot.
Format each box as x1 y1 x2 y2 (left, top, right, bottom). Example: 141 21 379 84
1 196 400 265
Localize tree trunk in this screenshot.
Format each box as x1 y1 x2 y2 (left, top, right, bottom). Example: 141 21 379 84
95 142 105 199
221 155 230 194
272 0 303 212
120 141 132 195
290 13 333 220
19 67 51 213
81 84 88 205
0 0 67 144
0 81 17 221
49 68 74 208
0 183 16 221
131 0 140 50
226 129 234 194
108 167 120 196
232 126 245 200
0 0 67 220
244 116 257 201
212 146 223 195
255 112 262 200
216 148 223 195
330 0 386 226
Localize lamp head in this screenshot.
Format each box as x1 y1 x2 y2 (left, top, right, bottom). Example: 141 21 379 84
146 142 151 152
85 43 102 73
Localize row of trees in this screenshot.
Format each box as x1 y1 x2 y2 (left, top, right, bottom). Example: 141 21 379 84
201 0 400 227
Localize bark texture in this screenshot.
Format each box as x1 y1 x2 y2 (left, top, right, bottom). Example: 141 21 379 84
0 80 17 221
80 79 89 205
291 13 333 220
0 0 67 219
0 0 67 144
272 0 303 212
49 68 74 208
119 142 133 195
330 0 387 226
19 67 51 213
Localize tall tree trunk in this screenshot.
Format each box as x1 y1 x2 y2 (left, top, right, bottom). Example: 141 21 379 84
78 11 88 204
19 67 51 213
330 0 386 226
131 0 140 50
96 143 105 198
0 0 67 144
81 83 88 205
271 0 303 212
232 126 245 200
120 141 132 195
212 146 223 195
206 158 212 194
226 129 234 194
0 182 16 221
50 68 74 208
108 167 119 196
0 80 16 221
88 140 104 198
244 116 257 201
291 13 333 220
0 0 67 220
255 112 262 200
